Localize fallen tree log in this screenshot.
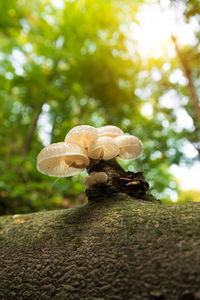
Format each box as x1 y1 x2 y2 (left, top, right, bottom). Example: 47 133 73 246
0 195 200 300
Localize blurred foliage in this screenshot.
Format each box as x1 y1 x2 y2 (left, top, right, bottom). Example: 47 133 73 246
0 0 200 215
177 190 200 203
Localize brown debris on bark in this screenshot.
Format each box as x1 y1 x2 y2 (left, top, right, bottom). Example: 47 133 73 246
86 158 157 202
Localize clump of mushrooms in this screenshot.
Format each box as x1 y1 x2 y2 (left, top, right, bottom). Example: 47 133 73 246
37 125 143 188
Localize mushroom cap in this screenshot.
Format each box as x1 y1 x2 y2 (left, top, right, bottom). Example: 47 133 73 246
93 172 108 184
37 142 89 177
83 175 96 187
83 172 108 187
65 125 98 152
97 125 123 138
115 135 143 160
88 136 119 160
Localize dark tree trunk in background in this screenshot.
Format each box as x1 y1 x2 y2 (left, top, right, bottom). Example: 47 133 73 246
0 195 200 300
172 35 200 122
21 102 44 156
172 36 200 157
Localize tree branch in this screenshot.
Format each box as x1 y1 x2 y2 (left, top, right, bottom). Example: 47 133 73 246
172 35 200 121
21 102 44 156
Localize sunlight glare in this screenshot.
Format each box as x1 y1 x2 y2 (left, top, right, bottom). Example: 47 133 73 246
38 104 52 146
130 3 198 58
170 163 200 191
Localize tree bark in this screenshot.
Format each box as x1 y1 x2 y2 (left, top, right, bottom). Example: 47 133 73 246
86 159 155 202
0 196 200 300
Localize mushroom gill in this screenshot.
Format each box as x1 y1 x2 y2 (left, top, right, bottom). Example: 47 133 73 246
37 142 89 177
115 135 143 160
88 136 119 160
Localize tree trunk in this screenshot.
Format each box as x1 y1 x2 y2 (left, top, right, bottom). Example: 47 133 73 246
0 195 200 300
21 102 44 156
172 35 200 122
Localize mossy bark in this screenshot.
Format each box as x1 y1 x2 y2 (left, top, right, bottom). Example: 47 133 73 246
0 195 200 300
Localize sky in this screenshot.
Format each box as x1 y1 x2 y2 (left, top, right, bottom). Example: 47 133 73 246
171 163 200 192
130 0 198 59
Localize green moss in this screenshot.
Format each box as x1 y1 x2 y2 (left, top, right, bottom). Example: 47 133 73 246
0 198 199 252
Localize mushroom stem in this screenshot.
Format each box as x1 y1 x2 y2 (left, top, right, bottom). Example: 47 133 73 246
86 158 154 202
99 149 104 160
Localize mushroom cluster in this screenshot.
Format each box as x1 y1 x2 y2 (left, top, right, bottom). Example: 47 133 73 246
37 125 143 178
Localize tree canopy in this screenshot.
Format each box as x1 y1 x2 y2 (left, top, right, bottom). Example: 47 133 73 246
0 0 200 214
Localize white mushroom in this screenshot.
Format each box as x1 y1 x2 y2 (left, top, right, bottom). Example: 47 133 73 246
83 172 108 187
97 125 123 138
37 142 89 177
92 172 108 183
83 175 97 187
88 136 119 160
115 135 143 160
64 125 98 153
